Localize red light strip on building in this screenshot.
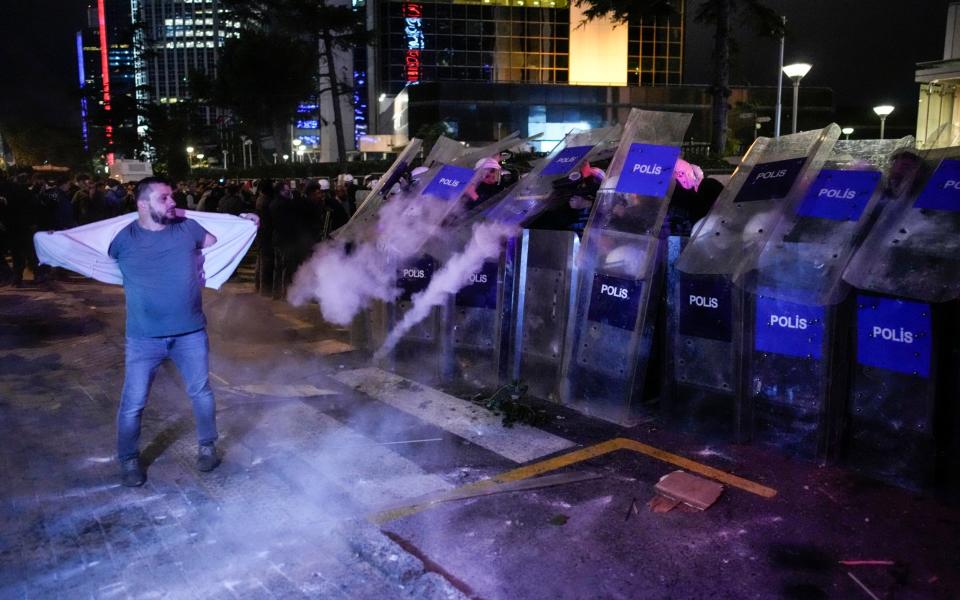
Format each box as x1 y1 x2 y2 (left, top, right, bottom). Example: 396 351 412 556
97 0 114 164
403 3 423 83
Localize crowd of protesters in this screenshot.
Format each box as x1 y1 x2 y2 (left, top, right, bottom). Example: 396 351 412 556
0 170 366 290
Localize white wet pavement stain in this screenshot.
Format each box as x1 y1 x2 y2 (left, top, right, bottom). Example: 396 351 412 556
334 367 576 464
232 383 339 397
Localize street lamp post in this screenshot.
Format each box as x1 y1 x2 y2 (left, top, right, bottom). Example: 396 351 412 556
243 138 253 169
196 153 205 170
782 63 812 134
873 105 894 139
841 127 854 140
292 138 302 163
186 146 195 173
774 15 787 137
222 149 229 171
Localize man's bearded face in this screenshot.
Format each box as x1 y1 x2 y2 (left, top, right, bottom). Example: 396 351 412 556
146 184 177 224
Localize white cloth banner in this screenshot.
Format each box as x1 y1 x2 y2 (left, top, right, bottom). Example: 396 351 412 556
33 211 258 290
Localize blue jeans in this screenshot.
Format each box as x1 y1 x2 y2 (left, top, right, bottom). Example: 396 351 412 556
117 329 218 461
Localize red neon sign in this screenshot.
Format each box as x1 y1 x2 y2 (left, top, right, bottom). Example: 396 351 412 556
97 0 114 164
402 3 423 83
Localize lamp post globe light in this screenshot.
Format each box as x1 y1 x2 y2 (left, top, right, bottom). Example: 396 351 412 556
186 146 195 172
841 127 854 140
782 62 811 134
873 105 895 139
282 154 290 162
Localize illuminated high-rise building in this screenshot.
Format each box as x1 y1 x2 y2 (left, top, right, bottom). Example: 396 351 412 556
375 0 683 94
132 0 241 126
76 0 138 163
357 0 834 155
362 0 692 150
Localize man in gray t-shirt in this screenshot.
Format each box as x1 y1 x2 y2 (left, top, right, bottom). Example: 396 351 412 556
108 177 224 487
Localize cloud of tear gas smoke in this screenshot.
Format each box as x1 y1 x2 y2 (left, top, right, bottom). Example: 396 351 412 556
287 193 455 325
373 221 519 360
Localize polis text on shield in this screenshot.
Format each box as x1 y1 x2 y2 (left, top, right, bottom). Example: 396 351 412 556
770 314 807 330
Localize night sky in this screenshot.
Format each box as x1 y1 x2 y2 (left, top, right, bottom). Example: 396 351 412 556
0 0 952 133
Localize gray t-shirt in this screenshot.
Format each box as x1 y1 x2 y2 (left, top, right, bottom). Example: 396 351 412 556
108 218 208 338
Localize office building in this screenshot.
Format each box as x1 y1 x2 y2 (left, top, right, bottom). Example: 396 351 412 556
76 0 138 163
132 0 241 126
354 0 836 157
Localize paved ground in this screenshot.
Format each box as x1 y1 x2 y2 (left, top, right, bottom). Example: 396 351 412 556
1 262 959 599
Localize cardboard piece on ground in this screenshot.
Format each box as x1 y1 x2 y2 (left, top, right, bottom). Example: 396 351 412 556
654 470 724 510
648 495 681 513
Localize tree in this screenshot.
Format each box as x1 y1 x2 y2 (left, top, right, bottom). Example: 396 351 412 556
138 100 196 179
575 0 783 156
224 0 368 168
0 122 85 168
198 30 317 162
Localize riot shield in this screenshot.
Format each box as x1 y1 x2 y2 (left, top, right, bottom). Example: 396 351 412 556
560 109 692 424
841 144 960 490
359 135 534 363
740 137 915 305
423 135 469 167
843 146 960 303
677 125 841 277
464 125 622 227
428 126 619 390
335 138 424 243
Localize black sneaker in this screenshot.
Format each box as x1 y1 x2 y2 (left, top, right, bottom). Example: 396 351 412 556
120 457 146 487
197 444 221 472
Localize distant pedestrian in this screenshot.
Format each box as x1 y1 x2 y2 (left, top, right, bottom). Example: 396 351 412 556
217 183 245 216
108 176 256 487
2 173 41 286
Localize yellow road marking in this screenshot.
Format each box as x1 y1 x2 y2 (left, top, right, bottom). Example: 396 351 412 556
372 437 777 524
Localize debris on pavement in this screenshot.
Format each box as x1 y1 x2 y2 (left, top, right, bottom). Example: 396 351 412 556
654 470 724 511
548 514 569 526
470 381 549 427
839 560 896 566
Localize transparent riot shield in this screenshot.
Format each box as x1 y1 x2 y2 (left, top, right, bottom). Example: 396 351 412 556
509 228 581 400
843 146 960 303
335 139 423 244
741 137 915 306
358 135 532 364
734 137 916 461
463 126 622 228
429 126 620 389
559 109 692 424
841 145 960 490
677 125 841 277
663 126 840 441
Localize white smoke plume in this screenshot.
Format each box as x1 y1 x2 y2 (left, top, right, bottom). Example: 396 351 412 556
287 192 458 325
373 221 519 360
